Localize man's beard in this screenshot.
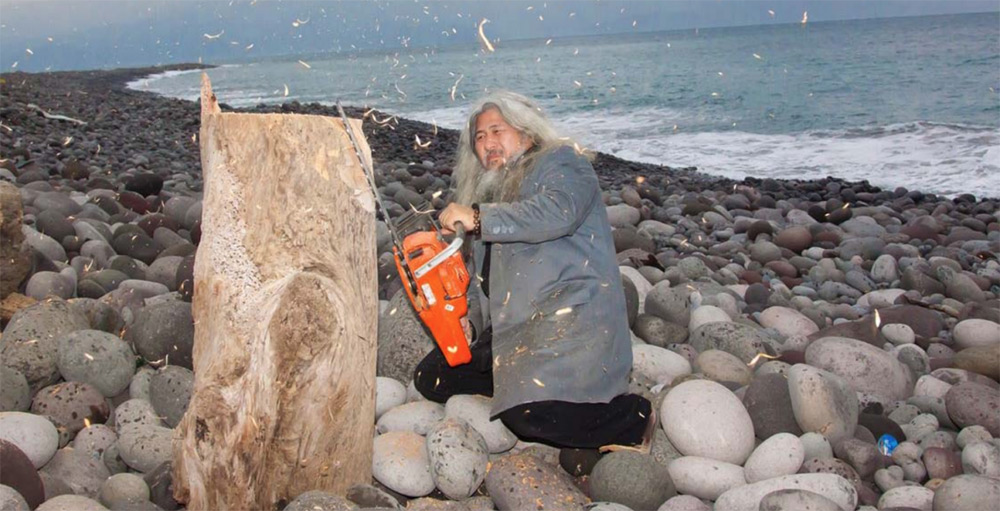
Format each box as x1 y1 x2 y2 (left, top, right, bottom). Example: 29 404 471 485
473 149 530 203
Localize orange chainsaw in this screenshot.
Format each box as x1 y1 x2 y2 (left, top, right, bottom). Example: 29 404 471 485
337 102 473 367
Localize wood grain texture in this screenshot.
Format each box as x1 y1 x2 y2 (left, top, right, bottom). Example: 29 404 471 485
173 74 377 510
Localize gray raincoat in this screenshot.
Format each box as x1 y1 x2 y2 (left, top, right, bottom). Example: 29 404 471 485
468 145 632 418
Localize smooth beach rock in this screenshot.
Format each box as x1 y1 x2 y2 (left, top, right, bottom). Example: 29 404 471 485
425 418 488 500
0 439 46 509
98 473 150 510
688 321 774 363
345 483 402 509
606 204 641 228
0 412 59 468
589 451 675 510
484 453 587 511
125 300 194 369
661 379 755 465
40 447 111 498
117 424 173 473
25 271 75 300
35 495 108 511
759 489 844 511
31 382 110 442
931 474 1000 511
832 438 881 480
688 305 731 332
443 395 517 454
961 441 1000 478
147 365 193 428
282 490 356 511
952 344 1000 381
945 382 1000 436
372 431 434 497
667 456 745 501
1 298 90 390
744 433 805 483
632 344 693 385
0 367 31 412
378 292 435 384
0 484 30 511
743 373 803 439
375 377 407 420
634 314 689 347
376 400 445 436
71 423 117 459
22 226 67 263
922 446 963 480
774 226 813 253
714 473 857 511
952 319 1000 350
787 364 859 443
57 329 136 397
113 398 163 430
878 485 933 511
695 349 752 386
805 336 914 401
759 306 819 339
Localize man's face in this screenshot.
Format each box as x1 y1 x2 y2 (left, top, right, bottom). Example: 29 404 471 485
474 107 533 171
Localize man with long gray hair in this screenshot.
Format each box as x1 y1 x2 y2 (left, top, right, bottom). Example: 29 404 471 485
414 90 655 454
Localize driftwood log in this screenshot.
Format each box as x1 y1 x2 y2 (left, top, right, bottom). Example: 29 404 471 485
173 74 377 510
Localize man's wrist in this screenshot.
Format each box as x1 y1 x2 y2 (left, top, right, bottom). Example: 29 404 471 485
471 203 481 235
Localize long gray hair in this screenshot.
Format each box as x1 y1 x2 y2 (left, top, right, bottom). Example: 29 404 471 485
452 90 593 205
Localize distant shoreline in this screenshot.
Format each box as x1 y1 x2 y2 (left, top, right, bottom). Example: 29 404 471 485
2 63 997 203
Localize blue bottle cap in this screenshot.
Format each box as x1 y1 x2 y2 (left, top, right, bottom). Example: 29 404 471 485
877 433 899 456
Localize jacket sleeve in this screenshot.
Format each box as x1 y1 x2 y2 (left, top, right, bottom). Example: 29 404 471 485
478 146 599 244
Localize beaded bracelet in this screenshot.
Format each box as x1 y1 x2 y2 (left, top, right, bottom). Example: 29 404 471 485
471 203 481 235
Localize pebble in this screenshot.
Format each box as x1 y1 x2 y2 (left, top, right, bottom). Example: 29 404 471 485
35 495 108 511
375 377 407 420
125 300 195 369
931 474 1000 511
744 433 806 483
31 381 110 443
631 344 693 386
667 456 745 501
0 412 59 468
743 373 803 439
0 485 30 511
1 299 90 390
282 491 357 511
56 329 136 397
787 364 859 443
483 453 587 511
147 365 193 428
98 473 150 509
805 336 914 402
695 349 751 386
945 382 1000 436
376 400 445 436
40 447 111 498
589 451 675 510
372 431 435 497
443 395 517 454
961 441 1000 478
71 424 117 459
952 319 1000 350
661 379 755 465
759 306 819 338
0 367 31 412
117 424 174 473
714 473 857 511
426 418 488 500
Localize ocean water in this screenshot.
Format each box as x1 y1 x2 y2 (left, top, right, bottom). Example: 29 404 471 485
130 13 1000 198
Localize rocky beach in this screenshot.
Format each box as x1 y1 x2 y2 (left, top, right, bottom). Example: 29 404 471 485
1 65 999 511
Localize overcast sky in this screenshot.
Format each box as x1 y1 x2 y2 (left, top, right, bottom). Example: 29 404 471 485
1 0 997 72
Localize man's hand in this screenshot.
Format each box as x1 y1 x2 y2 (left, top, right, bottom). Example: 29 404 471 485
439 203 476 235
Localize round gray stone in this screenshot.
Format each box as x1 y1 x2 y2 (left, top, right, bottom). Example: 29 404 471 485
57 329 136 397
40 447 111 498
98 473 150 510
0 484 30 511
590 451 676 510
426 418 489 500
117 424 173 474
125 301 194 369
1 299 90 390
148 366 193 428
0 367 31 412
0 411 59 468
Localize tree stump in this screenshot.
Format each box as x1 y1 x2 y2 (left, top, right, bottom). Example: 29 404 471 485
173 74 377 510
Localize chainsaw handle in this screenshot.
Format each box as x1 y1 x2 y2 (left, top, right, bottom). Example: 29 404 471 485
413 222 466 279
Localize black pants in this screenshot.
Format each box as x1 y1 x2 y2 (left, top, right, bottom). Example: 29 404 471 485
413 327 652 449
